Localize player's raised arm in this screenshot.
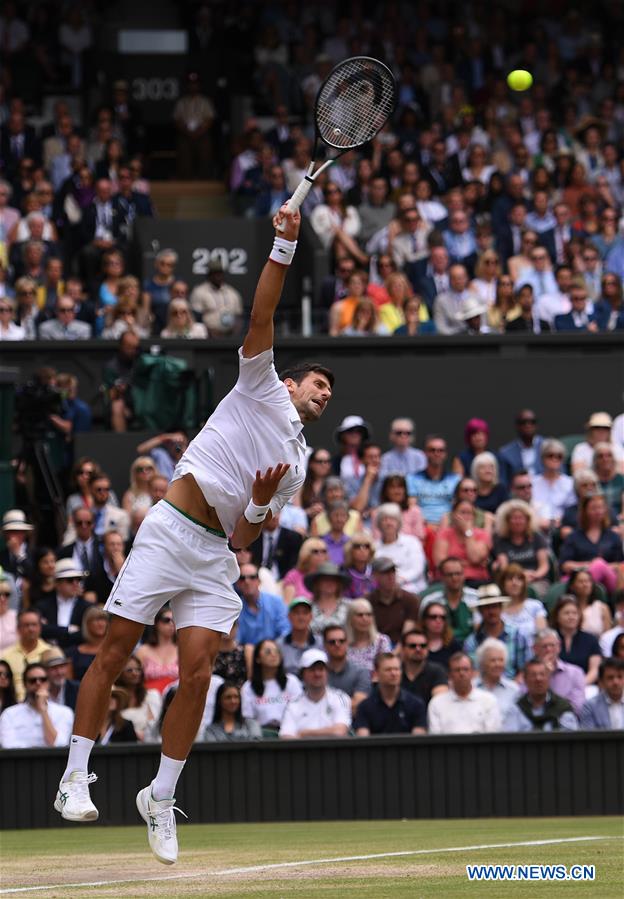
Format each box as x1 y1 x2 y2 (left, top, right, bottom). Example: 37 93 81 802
241 205 301 358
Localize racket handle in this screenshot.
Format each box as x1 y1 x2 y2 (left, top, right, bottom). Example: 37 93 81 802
277 177 314 232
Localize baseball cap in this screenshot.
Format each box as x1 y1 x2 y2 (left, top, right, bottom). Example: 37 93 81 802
372 556 396 573
289 597 312 611
300 648 328 669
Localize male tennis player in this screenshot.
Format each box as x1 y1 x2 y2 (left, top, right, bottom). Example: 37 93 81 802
53 205 334 864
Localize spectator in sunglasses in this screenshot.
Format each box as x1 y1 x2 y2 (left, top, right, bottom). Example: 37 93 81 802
0 662 73 749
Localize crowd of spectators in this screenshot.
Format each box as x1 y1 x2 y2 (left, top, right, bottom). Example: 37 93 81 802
3 3 624 336
1 404 623 748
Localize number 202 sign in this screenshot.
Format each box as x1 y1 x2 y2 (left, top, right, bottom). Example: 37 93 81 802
191 247 248 276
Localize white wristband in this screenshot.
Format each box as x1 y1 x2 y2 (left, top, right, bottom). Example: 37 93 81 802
244 499 270 524
269 236 297 266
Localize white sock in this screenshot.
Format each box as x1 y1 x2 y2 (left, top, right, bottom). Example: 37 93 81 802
152 754 186 801
62 734 95 781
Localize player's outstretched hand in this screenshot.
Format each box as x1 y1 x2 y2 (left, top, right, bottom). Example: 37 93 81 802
273 204 301 241
252 463 291 505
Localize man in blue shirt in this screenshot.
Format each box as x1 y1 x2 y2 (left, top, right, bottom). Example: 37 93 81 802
407 435 460 526
236 562 290 648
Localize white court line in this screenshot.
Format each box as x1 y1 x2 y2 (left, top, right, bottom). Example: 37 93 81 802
0 835 615 895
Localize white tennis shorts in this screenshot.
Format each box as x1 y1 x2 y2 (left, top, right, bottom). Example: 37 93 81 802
104 501 242 633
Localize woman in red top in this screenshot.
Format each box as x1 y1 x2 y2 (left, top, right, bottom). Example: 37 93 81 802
432 499 491 587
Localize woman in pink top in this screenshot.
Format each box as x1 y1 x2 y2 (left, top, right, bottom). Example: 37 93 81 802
136 607 179 693
432 499 491 586
281 538 329 607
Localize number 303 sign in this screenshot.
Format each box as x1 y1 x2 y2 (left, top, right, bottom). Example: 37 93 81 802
191 248 248 276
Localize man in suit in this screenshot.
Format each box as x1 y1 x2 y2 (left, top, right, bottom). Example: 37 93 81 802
499 409 545 478
580 659 624 730
90 473 130 541
37 559 91 650
80 178 125 286
425 139 462 196
496 203 527 264
57 508 105 585
0 109 40 178
112 166 153 243
554 279 598 332
540 202 574 266
43 649 81 711
412 245 450 314
249 512 302 581
442 210 477 276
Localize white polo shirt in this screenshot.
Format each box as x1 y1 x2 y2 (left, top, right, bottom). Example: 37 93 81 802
427 687 502 734
172 348 306 536
279 686 351 737
0 701 74 748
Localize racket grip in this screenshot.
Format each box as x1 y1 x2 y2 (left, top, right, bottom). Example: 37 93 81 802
277 178 314 232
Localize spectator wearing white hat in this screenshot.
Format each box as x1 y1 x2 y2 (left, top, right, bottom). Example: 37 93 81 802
571 412 624 476
279 649 351 739
37 559 91 650
463 584 530 679
332 415 371 480
456 293 491 334
0 509 34 584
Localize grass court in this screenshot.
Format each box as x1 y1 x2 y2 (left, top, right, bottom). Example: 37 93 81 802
1 816 622 898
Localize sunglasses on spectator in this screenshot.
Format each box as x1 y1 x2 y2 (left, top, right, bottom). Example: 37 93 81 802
514 481 532 489
0 306 12 313
0 591 11 598
351 543 371 549
58 306 75 313
427 446 446 453
393 429 412 436
238 574 258 581
310 548 327 554
460 485 477 492
26 676 48 684
325 638 346 645
405 641 427 649
518 417 536 424
93 485 111 492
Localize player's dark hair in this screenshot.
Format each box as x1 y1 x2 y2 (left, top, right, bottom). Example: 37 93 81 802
279 362 335 388
250 640 287 696
212 681 243 725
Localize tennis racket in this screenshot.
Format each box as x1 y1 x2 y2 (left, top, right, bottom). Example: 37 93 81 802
278 56 396 229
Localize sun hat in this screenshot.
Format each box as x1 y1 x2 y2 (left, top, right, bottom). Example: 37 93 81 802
2 510 34 532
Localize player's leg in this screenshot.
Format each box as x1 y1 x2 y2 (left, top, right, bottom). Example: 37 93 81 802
55 616 145 821
136 624 221 865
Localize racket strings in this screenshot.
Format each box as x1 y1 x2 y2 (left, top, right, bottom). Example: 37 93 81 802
316 57 396 149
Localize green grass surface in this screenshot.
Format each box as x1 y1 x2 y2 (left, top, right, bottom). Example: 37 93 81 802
1 817 622 898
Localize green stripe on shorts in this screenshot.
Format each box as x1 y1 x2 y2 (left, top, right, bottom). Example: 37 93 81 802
163 499 227 538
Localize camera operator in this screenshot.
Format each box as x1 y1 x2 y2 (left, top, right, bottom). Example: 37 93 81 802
102 330 140 432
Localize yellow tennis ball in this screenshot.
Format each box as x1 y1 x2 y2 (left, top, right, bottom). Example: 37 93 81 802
507 70 533 91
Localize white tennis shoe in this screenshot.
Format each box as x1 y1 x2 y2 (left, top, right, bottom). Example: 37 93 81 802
54 771 99 821
136 785 187 865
